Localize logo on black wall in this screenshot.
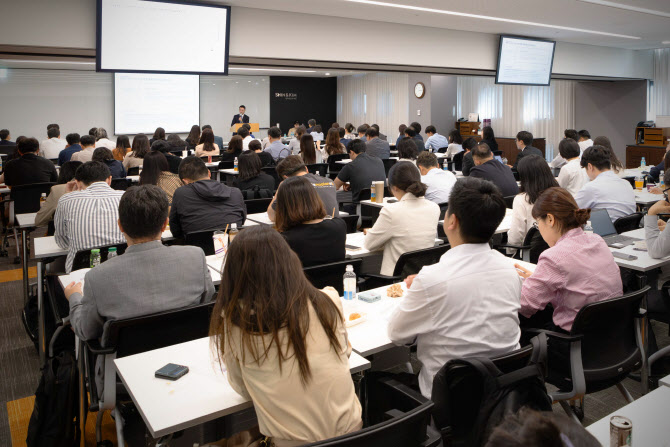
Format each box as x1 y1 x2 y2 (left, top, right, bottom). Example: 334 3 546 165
275 92 298 100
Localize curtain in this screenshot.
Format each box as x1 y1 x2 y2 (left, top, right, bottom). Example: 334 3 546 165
457 76 576 160
653 49 670 116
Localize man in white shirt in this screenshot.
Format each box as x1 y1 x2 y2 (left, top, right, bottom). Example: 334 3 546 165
556 138 588 197
577 129 593 154
237 126 257 151
387 177 522 398
416 152 456 204
575 145 636 222
94 127 116 150
40 126 67 159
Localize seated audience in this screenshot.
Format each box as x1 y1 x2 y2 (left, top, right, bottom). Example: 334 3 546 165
469 143 519 197
324 128 346 158
344 123 356 140
365 126 391 159
220 135 243 164
387 177 521 397
237 126 256 151
65 185 215 391
167 133 187 151
152 139 182 175
264 127 290 160
371 124 387 141
300 133 323 164
269 156 339 220
122 134 150 170
0 128 13 145
556 138 588 196
202 124 224 149
508 155 558 252
54 162 126 272
310 124 324 142
592 135 625 177
71 135 96 163
287 120 300 138
334 139 386 206
1 137 57 186
549 129 580 168
338 127 350 149
88 127 97 137
209 225 362 445
185 124 201 150
248 139 274 167
512 131 543 171
233 152 275 194
649 142 670 183
112 135 131 161
576 145 635 222
515 187 622 333
92 147 126 179
416 152 456 205
364 162 440 275
58 133 82 166
445 129 464 158
480 126 498 153
397 137 419 164
577 129 593 153
396 124 407 147
94 127 116 150
169 156 246 239
40 125 67 159
149 126 165 146
461 137 477 176
424 125 449 153
357 124 369 139
288 125 306 155
306 119 317 134
404 126 424 151
139 151 182 203
409 122 424 141
195 128 221 157
275 176 346 266
35 161 82 227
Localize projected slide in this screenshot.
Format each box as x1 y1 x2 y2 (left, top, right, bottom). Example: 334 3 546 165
496 36 555 86
98 0 230 74
114 73 199 135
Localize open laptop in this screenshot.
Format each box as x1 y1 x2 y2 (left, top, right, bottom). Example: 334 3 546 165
590 209 641 247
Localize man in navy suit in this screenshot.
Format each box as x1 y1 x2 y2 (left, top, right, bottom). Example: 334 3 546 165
231 105 250 127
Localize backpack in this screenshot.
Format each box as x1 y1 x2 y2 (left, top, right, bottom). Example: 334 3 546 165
242 185 273 200
431 334 552 447
27 350 81 447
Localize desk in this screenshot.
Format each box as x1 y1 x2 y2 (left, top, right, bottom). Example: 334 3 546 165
114 337 370 439
219 169 239 185
344 232 443 259
246 212 273 226
336 157 399 165
660 374 670 388
634 190 662 207
623 168 647 178
127 175 139 183
586 386 670 446
609 228 670 273
16 213 37 306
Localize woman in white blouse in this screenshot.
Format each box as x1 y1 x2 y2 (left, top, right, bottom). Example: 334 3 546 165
445 129 464 158
364 162 440 275
556 138 588 196
508 154 559 253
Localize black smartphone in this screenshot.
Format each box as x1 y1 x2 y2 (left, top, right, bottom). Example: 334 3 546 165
387 199 398 203
155 363 189 381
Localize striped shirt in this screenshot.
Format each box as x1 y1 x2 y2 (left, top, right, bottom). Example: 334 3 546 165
54 182 126 273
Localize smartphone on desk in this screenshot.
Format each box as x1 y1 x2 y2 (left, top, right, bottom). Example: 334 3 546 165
155 363 189 381
387 199 398 203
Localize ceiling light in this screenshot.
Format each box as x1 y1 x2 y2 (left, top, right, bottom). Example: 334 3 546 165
345 0 640 40
663 41 670 45
577 0 670 18
0 59 96 65
325 72 331 75
229 67 317 73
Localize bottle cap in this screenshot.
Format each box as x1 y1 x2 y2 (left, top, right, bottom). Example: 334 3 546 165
109 247 117 252
91 248 100 253
231 223 237 229
346 264 354 272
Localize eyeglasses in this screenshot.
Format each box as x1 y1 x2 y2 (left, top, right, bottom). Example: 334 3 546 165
663 187 670 203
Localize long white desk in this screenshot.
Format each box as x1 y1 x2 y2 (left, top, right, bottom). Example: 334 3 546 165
661 374 670 388
634 190 663 207
609 228 670 272
586 386 670 446
114 337 371 439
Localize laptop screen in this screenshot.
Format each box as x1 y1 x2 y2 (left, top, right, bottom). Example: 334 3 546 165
494 155 503 164
589 209 617 237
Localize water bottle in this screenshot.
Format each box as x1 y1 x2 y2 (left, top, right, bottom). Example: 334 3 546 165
584 220 593 234
443 160 448 171
641 157 646 168
370 182 376 203
234 157 239 172
90 248 101 268
0 156 3 172
40 193 47 207
343 265 357 302
228 223 239 242
660 171 665 189
107 247 118 261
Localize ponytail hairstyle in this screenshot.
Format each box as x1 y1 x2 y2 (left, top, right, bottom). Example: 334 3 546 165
531 187 590 233
388 162 427 197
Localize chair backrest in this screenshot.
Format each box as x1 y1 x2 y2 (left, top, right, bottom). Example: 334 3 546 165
437 202 449 220
103 302 215 358
262 166 281 190
0 144 17 156
127 167 140 176
201 155 223 162
218 160 234 170
10 182 57 215
340 215 359 234
571 287 649 383
303 258 363 296
436 147 449 154
184 229 226 256
357 188 371 203
614 213 643 234
110 178 132 191
523 226 549 264
244 197 272 214
383 158 397 175
392 244 451 278
503 195 515 209
327 153 349 173
307 163 328 177
452 152 464 171
72 243 128 271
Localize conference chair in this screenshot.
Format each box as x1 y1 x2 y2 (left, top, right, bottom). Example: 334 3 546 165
303 377 440 447
127 167 140 176
261 166 281 190
452 152 465 171
244 197 272 214
498 226 548 264
218 160 234 170
340 215 360 233
437 202 449 220
523 286 650 421
0 144 17 156
339 188 372 226
360 244 451 290
184 228 226 256
503 195 515 209
327 153 349 178
110 178 132 191
436 147 449 154
200 155 223 162
307 163 328 177
614 212 644 234
71 243 128 271
79 302 215 446
303 258 363 296
383 158 397 176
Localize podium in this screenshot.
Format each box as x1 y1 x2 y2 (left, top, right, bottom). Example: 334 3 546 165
231 123 260 133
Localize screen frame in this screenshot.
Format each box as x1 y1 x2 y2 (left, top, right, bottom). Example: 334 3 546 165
96 0 231 76
495 35 556 87
113 72 201 135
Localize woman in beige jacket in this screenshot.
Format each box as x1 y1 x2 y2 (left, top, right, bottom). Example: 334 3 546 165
35 161 82 227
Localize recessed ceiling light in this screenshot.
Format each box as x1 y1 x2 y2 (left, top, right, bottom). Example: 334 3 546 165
230 67 317 73
577 0 670 19
325 72 331 75
0 59 95 65
345 0 640 40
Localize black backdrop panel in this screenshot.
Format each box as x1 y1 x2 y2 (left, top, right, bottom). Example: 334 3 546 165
269 76 337 135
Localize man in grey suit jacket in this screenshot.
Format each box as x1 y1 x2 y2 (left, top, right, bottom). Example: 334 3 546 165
365 126 391 159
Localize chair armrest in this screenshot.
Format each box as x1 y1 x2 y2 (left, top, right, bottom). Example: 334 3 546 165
359 273 403 282
496 243 531 251
84 339 116 355
523 327 583 342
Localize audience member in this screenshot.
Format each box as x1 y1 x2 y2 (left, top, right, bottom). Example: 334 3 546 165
288 125 306 155
461 137 477 176
122 134 150 170
71 135 96 163
88 127 97 137
387 177 521 397
237 126 255 151
287 120 300 138
275 176 346 266
556 138 588 196
94 127 116 150
357 124 369 139
404 126 424 150
306 119 317 134
35 161 82 227
396 124 407 147
167 133 186 150
370 124 386 141
445 129 464 158
264 127 290 161
409 122 423 141
220 135 243 163
469 143 519 197
324 128 346 157
396 137 418 164
649 142 670 183
233 152 275 194
186 124 201 150
0 129 13 145
152 139 182 175
209 225 362 445
112 135 131 161
300 134 323 164
334 139 386 206
54 162 126 272
311 124 324 141
149 127 165 146
40 125 67 159
338 127 349 149
364 162 439 275
416 152 456 204
344 123 356 140
92 147 126 179
58 133 82 166
576 145 635 222
512 131 542 171
424 125 449 153
480 126 499 152
139 151 182 203
1 137 57 186
577 129 593 153
169 156 246 238
201 124 224 148
564 129 579 142
195 128 221 157
248 139 274 167
592 135 625 177
365 126 391 159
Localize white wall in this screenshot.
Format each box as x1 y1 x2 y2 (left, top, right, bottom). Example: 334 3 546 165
0 2 654 80
430 75 459 135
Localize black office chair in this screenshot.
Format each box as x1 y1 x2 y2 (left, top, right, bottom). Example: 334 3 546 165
383 158 397 176
245 198 272 214
218 160 234 170
340 215 359 233
0 144 17 156
200 155 223 162
498 226 548 264
307 163 328 177
524 286 650 421
304 377 440 447
327 153 350 178
184 229 227 255
452 152 464 171
437 202 449 220
127 167 140 176
303 258 363 296
262 166 282 190
503 195 515 209
80 302 215 446
436 147 449 154
360 244 451 290
614 212 644 234
110 178 132 191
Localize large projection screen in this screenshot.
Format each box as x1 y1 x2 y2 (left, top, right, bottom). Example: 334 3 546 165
114 73 199 135
496 36 556 86
97 0 231 75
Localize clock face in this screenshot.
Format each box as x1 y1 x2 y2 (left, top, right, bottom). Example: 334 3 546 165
414 82 425 98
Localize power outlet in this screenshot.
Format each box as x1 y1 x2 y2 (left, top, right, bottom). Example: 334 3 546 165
417 109 421 116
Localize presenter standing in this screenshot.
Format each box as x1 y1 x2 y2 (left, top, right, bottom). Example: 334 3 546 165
231 105 250 127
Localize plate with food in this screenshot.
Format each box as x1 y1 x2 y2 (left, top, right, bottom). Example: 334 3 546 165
345 311 367 328
386 283 404 298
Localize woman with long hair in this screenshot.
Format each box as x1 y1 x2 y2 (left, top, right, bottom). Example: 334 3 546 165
35 160 83 228
396 137 418 164
209 225 362 445
167 133 186 150
300 133 322 164
186 124 201 150
123 134 150 170
592 135 625 177
113 135 131 161
220 135 243 163
445 129 464 158
138 151 182 203
195 128 220 157
288 125 306 155
324 128 346 157
92 147 126 179
481 126 498 152
150 127 165 145
232 152 275 193
275 176 346 266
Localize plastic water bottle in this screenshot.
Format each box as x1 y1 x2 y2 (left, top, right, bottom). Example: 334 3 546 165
443 160 449 171
641 157 646 168
107 247 117 260
40 193 47 207
234 157 239 172
0 156 3 172
228 223 239 242
370 182 376 202
584 221 593 234
90 249 101 268
660 171 665 188
343 265 357 302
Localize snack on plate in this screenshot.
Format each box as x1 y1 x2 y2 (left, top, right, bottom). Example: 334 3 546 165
349 312 362 321
387 283 403 298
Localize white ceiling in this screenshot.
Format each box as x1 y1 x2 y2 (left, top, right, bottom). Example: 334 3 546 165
208 0 670 50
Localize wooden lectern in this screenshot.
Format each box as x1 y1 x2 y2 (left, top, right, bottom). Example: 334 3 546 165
231 123 260 133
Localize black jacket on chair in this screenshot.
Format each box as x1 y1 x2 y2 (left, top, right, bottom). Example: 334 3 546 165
512 145 543 171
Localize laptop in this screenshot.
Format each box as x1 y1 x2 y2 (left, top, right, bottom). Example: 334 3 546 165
590 209 641 247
